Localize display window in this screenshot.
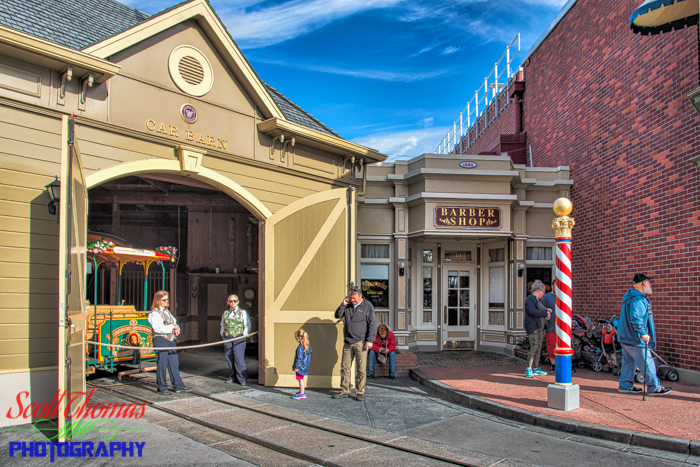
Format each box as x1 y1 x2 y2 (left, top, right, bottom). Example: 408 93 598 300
361 264 389 308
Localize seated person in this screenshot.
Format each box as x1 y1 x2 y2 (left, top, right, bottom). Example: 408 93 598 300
369 324 396 379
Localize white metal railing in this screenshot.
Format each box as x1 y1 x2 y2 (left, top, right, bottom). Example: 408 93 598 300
435 34 522 155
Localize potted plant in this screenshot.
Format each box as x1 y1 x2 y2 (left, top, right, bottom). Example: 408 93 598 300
514 337 529 360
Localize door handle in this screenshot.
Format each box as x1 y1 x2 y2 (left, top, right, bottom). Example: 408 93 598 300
444 305 447 323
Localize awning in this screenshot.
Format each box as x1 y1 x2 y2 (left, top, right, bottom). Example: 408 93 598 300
630 0 699 35
89 246 171 264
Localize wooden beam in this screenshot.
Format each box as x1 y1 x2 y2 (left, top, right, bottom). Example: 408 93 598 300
89 192 245 208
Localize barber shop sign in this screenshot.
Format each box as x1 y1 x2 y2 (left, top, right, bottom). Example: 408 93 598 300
435 206 501 229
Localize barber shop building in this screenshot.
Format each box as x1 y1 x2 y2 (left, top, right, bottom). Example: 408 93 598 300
358 155 571 352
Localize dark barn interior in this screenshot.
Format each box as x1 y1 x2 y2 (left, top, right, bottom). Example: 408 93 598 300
87 174 259 344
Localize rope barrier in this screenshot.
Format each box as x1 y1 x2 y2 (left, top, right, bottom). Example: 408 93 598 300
86 332 257 351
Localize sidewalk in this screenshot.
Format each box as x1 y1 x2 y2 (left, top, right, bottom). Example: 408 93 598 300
414 351 700 444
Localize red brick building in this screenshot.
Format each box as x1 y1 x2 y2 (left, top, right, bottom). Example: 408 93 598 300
456 0 700 379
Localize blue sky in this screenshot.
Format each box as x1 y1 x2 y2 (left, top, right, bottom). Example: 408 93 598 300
124 0 568 160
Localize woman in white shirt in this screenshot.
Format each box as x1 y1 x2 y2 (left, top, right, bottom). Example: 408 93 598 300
148 290 190 394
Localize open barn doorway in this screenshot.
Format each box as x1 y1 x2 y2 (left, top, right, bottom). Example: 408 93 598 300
87 173 260 350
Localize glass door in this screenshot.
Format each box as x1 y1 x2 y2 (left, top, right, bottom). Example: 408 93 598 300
442 267 475 348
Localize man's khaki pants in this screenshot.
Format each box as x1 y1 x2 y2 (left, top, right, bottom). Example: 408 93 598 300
340 341 367 395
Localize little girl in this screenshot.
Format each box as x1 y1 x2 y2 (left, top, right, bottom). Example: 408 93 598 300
292 329 312 400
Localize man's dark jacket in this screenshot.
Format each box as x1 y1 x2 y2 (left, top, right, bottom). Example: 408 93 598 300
540 292 556 333
335 299 378 345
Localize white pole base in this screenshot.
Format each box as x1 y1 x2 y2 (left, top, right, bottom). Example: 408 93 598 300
547 383 580 411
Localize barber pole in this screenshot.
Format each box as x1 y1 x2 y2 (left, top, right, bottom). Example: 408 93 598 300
552 199 575 386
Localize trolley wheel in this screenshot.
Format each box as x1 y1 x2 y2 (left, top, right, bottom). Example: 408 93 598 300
593 362 603 372
667 371 679 382
612 368 620 376
635 372 645 384
603 365 612 373
577 361 587 369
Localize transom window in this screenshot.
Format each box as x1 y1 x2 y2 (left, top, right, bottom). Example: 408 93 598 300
361 244 389 258
444 250 472 262
527 247 552 261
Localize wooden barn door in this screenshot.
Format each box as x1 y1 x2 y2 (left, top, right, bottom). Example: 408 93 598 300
261 188 355 388
57 116 88 441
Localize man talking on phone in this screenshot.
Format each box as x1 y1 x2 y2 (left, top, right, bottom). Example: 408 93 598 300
333 285 377 401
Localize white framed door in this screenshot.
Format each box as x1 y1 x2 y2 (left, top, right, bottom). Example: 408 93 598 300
442 266 476 347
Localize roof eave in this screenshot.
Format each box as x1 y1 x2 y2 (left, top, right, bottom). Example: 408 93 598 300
0 25 120 83
258 117 387 162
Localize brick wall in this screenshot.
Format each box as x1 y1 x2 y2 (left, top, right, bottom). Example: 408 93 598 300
461 0 700 372
367 350 418 377
456 90 518 156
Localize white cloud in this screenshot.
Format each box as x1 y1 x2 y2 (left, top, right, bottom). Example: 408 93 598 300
352 127 446 160
412 45 437 57
251 57 450 82
441 46 460 55
420 117 434 128
219 0 402 48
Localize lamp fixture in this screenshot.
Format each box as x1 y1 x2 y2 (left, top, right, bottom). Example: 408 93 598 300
688 87 700 116
518 262 525 277
45 176 60 220
399 260 405 277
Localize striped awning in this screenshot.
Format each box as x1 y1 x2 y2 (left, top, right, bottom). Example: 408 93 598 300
630 0 699 35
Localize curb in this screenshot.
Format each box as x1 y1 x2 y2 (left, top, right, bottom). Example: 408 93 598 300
410 368 697 456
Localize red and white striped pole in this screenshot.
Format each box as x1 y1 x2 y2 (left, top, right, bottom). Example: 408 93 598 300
552 198 575 386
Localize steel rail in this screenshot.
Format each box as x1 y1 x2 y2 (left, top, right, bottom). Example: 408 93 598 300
90 380 479 467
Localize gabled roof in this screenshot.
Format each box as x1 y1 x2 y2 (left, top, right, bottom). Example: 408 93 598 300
264 84 339 138
0 0 384 160
0 0 149 51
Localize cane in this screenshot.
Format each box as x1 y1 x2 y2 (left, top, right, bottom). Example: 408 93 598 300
642 340 648 401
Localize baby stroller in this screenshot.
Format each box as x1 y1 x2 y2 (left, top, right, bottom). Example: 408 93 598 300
605 315 679 383
598 318 621 375
634 350 680 383
572 315 606 371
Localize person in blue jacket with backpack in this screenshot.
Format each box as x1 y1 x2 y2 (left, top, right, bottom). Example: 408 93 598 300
617 273 671 396
292 329 312 399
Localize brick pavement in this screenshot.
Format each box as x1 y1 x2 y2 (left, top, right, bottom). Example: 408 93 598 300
414 350 525 368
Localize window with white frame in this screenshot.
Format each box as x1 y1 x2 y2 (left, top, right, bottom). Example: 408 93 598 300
487 247 505 326
360 243 390 313
422 249 433 325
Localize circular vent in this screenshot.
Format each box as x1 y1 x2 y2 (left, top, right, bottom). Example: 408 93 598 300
168 46 213 97
178 56 204 85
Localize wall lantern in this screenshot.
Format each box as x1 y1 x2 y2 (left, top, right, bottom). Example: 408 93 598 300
688 87 700 116
45 176 60 221
399 261 405 277
518 262 526 277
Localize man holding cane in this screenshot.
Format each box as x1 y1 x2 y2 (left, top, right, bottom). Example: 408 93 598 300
617 273 671 396
333 285 377 401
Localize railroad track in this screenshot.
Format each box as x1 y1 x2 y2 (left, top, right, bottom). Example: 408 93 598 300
89 379 483 467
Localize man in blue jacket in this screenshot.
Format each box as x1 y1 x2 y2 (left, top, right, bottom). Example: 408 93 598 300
617 273 671 396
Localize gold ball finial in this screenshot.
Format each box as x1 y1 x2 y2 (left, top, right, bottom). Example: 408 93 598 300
553 198 573 217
